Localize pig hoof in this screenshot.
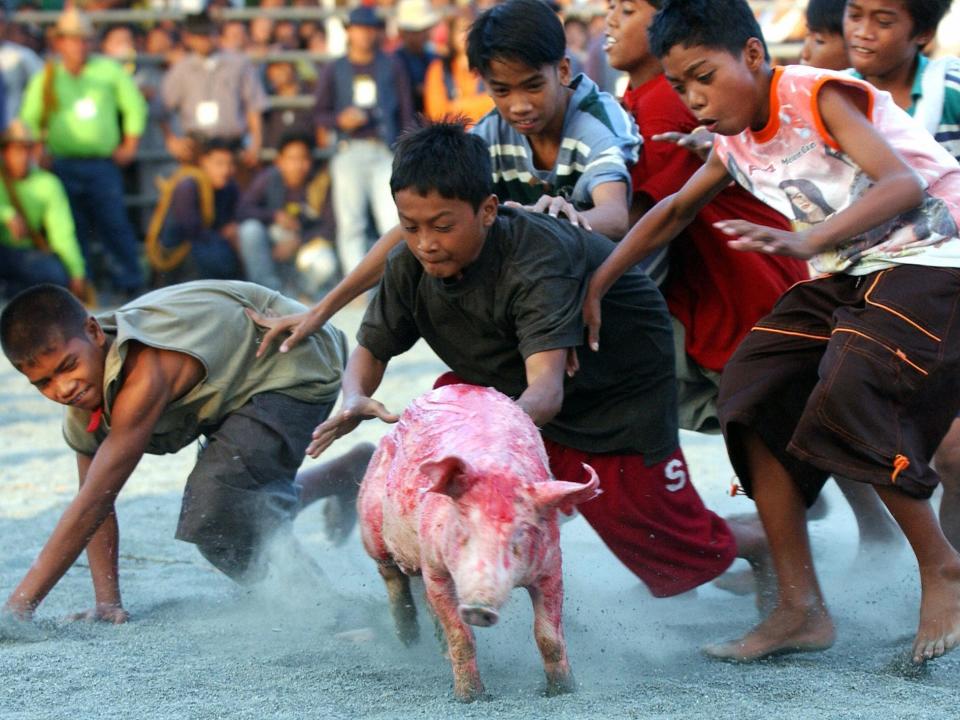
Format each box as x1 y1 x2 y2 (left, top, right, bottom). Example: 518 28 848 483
395 621 420 647
453 681 486 703
544 673 576 697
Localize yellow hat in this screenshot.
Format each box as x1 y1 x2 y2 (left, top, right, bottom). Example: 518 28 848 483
54 8 94 38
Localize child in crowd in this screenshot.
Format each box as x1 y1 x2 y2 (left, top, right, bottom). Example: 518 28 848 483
844 0 960 551
237 133 336 297
585 0 960 664
800 0 850 70
253 0 640 353
310 120 769 603
146 139 241 285
0 281 371 622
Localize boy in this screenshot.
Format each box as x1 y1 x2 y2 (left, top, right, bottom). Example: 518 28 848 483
310 120 771 605
845 0 960 160
251 0 640 354
146 139 241 284
237 133 335 297
800 0 850 71
604 0 806 433
0 280 370 622
585 0 960 664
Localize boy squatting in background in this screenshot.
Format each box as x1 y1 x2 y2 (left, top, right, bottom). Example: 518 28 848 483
585 0 960 664
0 281 373 622
249 0 641 352
305 121 771 609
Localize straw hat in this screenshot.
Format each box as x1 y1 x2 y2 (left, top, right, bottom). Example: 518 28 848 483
54 8 94 38
0 121 37 147
394 0 441 32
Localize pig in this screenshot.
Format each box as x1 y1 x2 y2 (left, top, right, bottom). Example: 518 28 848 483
358 383 600 702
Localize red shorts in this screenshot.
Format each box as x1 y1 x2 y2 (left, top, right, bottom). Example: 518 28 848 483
433 372 737 597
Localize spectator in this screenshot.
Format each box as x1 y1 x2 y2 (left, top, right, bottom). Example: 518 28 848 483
263 59 315 150
161 11 267 167
220 19 248 53
423 3 493 124
146 138 241 285
0 6 43 128
237 132 336 296
20 8 146 297
393 0 441 114
314 4 413 275
0 121 85 299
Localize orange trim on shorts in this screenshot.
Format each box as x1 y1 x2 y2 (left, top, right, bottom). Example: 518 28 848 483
891 454 910 483
864 271 942 343
752 326 831 342
832 327 929 376
810 75 875 152
751 67 785 144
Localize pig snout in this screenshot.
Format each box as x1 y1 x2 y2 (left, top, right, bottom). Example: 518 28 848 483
458 604 500 627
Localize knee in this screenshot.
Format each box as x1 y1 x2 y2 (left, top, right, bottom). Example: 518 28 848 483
195 538 261 584
936 436 960 490
238 219 268 247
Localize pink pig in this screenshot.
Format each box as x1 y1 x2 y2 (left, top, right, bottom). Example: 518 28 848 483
358 383 600 702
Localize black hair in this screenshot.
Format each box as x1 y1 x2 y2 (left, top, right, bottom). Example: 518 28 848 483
466 0 566 76
900 0 954 37
390 120 493 212
277 131 315 155
0 284 90 367
198 136 236 157
806 0 845 34
648 0 769 61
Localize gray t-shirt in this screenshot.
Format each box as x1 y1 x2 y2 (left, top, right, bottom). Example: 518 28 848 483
63 280 347 456
358 207 678 460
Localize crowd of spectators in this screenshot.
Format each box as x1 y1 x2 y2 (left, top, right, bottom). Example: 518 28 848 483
0 0 853 305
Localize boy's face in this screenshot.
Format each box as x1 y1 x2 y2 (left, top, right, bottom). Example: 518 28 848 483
843 0 930 78
199 149 235 190
800 29 850 71
662 39 767 135
395 189 498 279
484 58 571 137
276 141 312 189
604 0 658 73
18 320 108 412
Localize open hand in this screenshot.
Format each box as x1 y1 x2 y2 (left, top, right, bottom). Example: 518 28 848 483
715 219 822 259
65 603 130 624
306 396 399 458
504 196 593 232
652 127 714 162
246 308 327 358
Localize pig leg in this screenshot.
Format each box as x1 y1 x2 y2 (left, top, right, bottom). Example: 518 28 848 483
528 572 575 696
423 570 485 702
378 562 420 646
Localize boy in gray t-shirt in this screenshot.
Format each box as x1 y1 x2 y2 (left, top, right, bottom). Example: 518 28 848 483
0 280 371 623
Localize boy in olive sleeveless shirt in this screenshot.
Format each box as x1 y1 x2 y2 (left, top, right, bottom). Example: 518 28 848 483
0 280 371 623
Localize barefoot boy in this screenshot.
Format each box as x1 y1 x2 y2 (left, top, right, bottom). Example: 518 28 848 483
310 120 770 604
0 281 369 621
585 0 960 664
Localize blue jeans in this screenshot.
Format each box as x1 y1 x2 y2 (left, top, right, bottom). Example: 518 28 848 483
0 244 69 297
53 157 144 292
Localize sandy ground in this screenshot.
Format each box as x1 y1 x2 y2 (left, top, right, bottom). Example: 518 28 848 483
1 305 958 720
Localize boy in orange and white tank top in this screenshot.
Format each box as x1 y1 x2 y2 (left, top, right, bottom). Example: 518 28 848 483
584 0 960 667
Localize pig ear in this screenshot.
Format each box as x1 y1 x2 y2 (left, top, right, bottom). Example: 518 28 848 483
420 456 477 499
532 463 601 516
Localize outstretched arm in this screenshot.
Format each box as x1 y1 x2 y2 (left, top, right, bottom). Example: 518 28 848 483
306 345 399 457
4 345 201 619
583 151 732 350
517 349 567 427
250 226 406 356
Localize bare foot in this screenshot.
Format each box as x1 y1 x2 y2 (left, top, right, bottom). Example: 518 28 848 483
912 562 960 663
703 602 836 662
725 514 776 615
713 568 754 596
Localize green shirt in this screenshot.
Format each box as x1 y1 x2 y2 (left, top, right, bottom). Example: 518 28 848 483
63 281 348 456
20 56 147 158
0 167 84 278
